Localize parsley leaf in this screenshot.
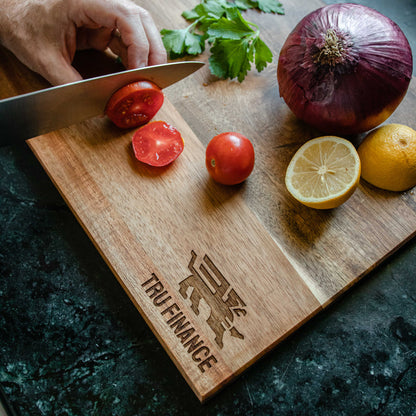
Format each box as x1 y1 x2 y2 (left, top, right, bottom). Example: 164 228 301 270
182 0 229 24
234 0 257 10
209 38 253 82
253 37 273 71
256 0 284 14
234 0 284 14
161 25 206 58
207 11 273 81
207 14 254 40
160 0 284 82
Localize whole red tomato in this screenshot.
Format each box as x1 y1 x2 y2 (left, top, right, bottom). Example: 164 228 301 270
205 132 255 185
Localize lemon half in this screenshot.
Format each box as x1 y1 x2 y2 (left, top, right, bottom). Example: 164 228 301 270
285 136 361 209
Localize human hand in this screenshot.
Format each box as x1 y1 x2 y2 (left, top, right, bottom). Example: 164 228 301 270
0 0 167 85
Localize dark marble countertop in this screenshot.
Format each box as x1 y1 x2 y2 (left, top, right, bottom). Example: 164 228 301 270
1 1 415 415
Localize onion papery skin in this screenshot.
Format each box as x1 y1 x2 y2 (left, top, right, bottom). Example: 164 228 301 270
277 3 413 135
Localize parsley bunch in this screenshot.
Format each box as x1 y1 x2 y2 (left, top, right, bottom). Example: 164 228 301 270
160 0 284 82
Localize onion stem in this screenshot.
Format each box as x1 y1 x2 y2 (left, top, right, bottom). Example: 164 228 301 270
313 28 345 66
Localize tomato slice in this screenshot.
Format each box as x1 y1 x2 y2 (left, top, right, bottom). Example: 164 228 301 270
105 80 164 129
132 121 184 167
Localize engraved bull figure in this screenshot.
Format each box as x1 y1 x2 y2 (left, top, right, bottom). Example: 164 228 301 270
179 250 247 349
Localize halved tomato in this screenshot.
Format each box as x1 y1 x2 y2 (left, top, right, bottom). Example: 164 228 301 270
132 121 184 167
105 80 164 129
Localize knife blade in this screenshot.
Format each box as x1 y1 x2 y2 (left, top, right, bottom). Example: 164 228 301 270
0 61 204 146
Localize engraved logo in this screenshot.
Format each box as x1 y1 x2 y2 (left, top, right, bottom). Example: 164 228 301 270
179 250 247 349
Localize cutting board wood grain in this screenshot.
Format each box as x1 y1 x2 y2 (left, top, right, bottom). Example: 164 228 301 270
1 0 416 402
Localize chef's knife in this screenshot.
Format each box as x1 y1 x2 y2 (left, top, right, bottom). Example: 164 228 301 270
0 61 204 146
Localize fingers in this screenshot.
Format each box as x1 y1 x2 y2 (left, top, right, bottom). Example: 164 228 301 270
113 5 167 68
1 0 167 86
23 44 83 85
16 49 82 86
72 0 167 69
107 30 128 65
39 54 83 86
136 7 167 66
31 27 83 85
76 26 114 51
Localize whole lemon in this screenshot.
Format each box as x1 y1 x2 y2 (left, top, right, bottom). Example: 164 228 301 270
358 124 416 191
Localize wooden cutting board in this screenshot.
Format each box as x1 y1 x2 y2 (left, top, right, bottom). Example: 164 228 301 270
1 0 416 402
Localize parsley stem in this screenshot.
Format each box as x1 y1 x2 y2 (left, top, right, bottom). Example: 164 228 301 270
186 19 200 33
245 20 259 31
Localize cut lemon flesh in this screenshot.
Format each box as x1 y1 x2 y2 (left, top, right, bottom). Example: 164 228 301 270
285 136 361 209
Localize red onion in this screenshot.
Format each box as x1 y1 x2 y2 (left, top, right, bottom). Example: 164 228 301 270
277 3 413 135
